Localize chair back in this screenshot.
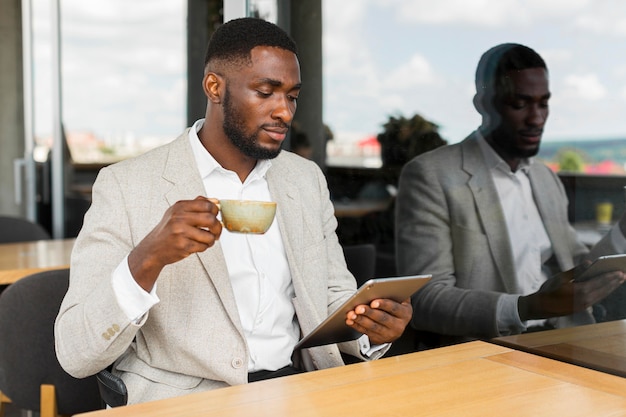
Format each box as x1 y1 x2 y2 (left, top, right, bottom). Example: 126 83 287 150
0 269 103 415
343 244 376 286
0 216 51 244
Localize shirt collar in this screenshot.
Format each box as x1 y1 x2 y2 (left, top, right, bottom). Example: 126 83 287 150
188 118 273 181
476 130 532 175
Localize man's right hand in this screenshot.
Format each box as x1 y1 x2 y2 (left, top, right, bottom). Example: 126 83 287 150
518 265 626 322
128 196 222 291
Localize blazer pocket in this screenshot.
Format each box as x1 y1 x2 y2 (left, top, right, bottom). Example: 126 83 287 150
116 354 203 390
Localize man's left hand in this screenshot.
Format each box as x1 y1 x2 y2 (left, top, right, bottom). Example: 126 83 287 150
345 299 412 345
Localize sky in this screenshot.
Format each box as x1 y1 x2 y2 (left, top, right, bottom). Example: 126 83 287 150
30 0 626 146
31 0 186 145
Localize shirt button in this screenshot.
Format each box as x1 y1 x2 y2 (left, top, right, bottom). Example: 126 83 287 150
231 358 244 369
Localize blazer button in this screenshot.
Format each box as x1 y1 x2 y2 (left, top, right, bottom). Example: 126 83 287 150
231 358 244 369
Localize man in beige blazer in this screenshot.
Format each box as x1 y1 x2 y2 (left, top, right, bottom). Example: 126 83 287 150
396 43 626 348
55 18 411 404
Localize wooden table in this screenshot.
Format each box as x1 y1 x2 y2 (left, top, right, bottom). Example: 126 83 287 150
0 238 74 285
493 319 626 378
76 341 626 417
333 199 390 218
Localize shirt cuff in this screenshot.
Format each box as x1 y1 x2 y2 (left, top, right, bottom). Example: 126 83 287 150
496 293 526 334
357 334 388 360
111 255 159 322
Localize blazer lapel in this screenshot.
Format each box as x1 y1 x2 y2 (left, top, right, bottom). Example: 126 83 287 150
265 154 325 328
161 132 242 330
266 155 305 282
461 135 518 292
528 165 572 270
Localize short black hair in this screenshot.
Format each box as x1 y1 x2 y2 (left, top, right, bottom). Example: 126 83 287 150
475 43 547 105
204 17 298 69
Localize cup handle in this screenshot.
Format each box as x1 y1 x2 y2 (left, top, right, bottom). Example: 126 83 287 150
207 197 220 210
204 198 223 228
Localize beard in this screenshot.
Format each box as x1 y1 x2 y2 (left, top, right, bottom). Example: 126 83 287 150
222 87 282 160
488 126 541 160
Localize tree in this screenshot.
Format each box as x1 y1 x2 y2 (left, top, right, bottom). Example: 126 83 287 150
557 149 586 173
352 113 447 254
376 113 447 183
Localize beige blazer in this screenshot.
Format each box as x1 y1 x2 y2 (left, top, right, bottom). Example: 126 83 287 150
396 133 619 344
55 130 363 404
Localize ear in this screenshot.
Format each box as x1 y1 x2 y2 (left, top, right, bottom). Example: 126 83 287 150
203 72 223 104
472 94 484 115
474 93 501 133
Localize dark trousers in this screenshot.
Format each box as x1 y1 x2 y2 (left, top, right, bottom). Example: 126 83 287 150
248 365 302 383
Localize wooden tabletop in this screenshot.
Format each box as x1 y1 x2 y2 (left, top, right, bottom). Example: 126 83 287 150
333 199 390 218
76 341 626 417
493 319 626 378
0 238 74 285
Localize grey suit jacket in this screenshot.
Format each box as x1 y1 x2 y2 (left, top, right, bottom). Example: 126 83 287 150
396 132 619 344
55 130 363 404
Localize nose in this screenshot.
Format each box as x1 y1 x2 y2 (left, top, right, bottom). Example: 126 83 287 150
271 94 296 124
527 103 548 126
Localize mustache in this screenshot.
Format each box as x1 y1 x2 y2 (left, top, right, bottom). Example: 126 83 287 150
520 129 543 136
262 122 290 130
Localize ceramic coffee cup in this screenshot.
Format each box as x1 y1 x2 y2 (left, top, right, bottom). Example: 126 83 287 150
217 199 277 234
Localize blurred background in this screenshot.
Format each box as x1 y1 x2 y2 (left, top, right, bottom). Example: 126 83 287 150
2 0 626 275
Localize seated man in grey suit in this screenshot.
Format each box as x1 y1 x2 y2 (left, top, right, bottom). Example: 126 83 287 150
55 18 411 404
396 43 626 348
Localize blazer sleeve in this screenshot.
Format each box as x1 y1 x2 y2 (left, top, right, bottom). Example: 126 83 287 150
396 155 504 339
55 166 144 378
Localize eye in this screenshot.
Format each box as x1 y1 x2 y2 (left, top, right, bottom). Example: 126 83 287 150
287 94 299 102
256 90 272 98
510 101 525 110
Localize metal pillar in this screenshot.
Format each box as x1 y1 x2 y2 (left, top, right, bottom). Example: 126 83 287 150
50 0 65 238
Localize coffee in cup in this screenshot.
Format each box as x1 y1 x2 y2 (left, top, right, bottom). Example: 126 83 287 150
217 199 277 234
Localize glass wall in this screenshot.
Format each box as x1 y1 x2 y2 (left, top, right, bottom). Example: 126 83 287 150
322 1 626 175
32 0 186 165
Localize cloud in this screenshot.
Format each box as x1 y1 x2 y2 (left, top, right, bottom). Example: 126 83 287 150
384 54 443 89
323 0 626 142
572 2 626 36
32 0 186 138
31 0 626 145
323 1 371 74
539 48 574 67
562 74 608 100
392 0 530 27
382 0 594 28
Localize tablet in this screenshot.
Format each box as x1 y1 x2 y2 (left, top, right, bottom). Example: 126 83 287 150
574 254 626 282
294 274 431 350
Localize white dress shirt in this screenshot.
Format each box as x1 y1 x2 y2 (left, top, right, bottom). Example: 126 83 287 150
477 135 552 331
189 120 297 372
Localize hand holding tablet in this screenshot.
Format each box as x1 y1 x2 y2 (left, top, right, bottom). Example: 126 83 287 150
295 275 430 350
573 254 626 282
